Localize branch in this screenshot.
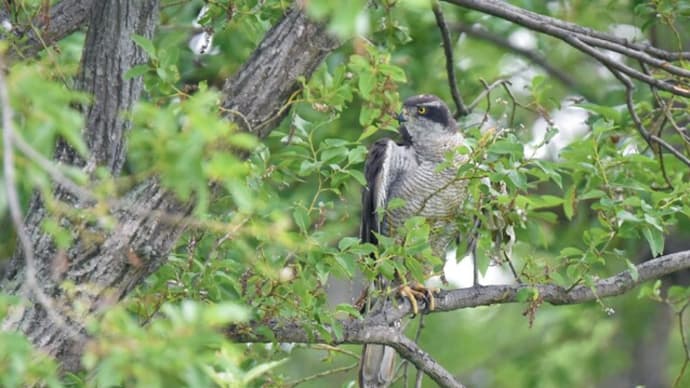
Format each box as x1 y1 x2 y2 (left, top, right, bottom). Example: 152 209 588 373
443 0 690 98
606 62 690 168
220 9 338 137
225 250 690 386
453 22 595 101
8 0 95 60
431 1 468 118
387 249 690 322
226 322 464 388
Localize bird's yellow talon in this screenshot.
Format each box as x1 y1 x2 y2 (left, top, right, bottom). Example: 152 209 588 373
398 284 437 315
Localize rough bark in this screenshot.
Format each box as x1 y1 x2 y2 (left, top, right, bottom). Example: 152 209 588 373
0 3 339 374
220 10 337 137
1 0 160 373
5 0 95 60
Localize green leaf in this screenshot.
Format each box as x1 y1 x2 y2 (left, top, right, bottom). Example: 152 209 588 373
563 185 576 220
625 259 639 282
560 247 583 257
529 195 564 210
359 105 380 126
292 206 310 233
516 287 538 302
358 125 379 141
580 189 607 200
507 169 527 190
490 140 524 158
131 34 156 59
616 210 640 223
348 170 366 186
637 279 662 300
667 286 690 308
338 237 360 251
202 302 250 325
124 64 150 80
641 226 664 257
358 71 375 100
531 211 558 223
335 303 362 318
332 253 356 277
379 64 407 83
41 218 72 249
404 256 426 283
379 260 396 280
241 359 288 385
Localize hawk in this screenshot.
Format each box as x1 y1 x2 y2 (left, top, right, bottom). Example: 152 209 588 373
358 94 469 388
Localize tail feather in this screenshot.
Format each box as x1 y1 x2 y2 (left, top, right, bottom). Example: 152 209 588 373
358 279 402 387
359 344 396 388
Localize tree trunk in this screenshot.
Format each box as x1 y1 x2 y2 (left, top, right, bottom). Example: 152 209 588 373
0 2 338 374
1 0 160 373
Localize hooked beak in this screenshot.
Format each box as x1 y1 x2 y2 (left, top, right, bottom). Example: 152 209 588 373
396 111 407 123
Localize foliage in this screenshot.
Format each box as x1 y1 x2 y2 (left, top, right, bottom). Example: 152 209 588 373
1 0 690 387
0 296 62 388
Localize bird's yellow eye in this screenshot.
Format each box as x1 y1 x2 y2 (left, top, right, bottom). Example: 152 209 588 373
417 106 427 115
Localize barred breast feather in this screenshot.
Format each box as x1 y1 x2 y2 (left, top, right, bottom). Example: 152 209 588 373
361 134 467 258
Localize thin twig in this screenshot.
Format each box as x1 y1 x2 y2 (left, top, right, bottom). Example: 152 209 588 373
609 64 690 167
11 129 96 201
469 78 511 113
432 0 468 118
286 362 359 387
310 343 361 360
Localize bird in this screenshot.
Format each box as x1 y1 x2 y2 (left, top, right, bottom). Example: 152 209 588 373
358 94 469 388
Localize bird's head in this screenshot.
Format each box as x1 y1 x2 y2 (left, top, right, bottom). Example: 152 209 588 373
396 94 457 145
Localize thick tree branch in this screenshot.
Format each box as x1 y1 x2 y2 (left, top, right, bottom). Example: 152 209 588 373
6 0 95 60
221 9 338 137
1 3 340 375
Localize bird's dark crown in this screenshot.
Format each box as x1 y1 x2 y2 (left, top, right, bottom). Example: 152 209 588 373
403 94 453 128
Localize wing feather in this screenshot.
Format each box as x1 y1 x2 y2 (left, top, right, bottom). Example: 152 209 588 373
360 138 399 244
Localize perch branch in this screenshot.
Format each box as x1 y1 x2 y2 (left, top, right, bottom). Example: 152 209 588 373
226 250 690 387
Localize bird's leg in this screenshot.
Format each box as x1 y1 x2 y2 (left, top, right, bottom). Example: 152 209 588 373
398 282 438 316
